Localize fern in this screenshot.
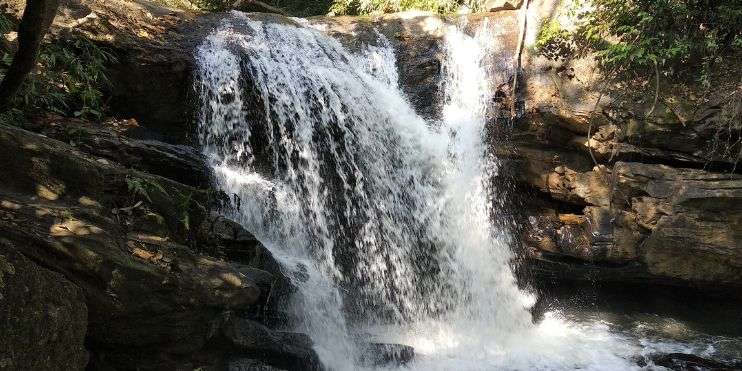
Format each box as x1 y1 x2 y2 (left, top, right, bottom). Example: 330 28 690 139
125 176 169 203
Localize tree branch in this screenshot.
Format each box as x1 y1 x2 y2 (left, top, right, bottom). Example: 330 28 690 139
510 0 530 120
0 0 60 111
645 58 660 119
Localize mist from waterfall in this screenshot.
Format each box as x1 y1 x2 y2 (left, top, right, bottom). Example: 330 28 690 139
195 11 683 371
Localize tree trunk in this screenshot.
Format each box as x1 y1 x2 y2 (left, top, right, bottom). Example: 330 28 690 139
0 0 60 111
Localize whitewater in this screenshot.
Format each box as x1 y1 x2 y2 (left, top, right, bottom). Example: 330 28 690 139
195 12 728 370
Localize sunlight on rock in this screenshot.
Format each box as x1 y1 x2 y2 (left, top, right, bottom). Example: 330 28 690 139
35 208 52 217
36 184 60 200
219 272 243 287
0 201 22 210
130 246 162 262
50 219 103 236
197 257 218 267
78 196 102 208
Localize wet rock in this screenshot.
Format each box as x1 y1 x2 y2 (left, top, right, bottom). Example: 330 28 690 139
0 244 88 371
523 207 641 264
358 342 415 367
649 353 741 371
222 317 322 371
199 214 292 299
228 358 288 371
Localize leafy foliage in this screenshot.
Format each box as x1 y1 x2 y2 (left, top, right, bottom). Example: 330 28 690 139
0 12 13 34
186 0 233 11
126 176 169 204
536 0 742 86
160 0 479 16
534 19 574 60
0 39 116 123
0 36 117 120
125 175 207 231
329 0 481 15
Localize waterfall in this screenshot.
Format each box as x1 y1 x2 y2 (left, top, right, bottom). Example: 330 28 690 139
196 11 648 371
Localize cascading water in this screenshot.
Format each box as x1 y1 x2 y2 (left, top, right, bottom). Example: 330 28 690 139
195 11 734 371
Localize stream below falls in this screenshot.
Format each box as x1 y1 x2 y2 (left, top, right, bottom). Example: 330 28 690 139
195 12 742 370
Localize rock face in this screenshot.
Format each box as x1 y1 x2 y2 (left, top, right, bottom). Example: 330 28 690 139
506 7 742 290
221 317 322 371
0 120 303 370
314 11 520 121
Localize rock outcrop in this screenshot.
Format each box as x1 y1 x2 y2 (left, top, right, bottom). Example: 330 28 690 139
505 3 742 290
0 120 313 370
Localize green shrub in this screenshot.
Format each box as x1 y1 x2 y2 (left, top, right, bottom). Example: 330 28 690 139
187 0 233 11
0 34 116 120
0 12 13 33
329 0 480 15
160 0 477 16
537 0 742 86
534 19 574 60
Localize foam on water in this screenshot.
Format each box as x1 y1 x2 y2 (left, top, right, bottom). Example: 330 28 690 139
195 12 732 370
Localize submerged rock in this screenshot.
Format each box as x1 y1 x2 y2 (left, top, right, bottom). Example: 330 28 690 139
228 358 289 371
648 353 742 371
357 342 415 367
222 317 322 371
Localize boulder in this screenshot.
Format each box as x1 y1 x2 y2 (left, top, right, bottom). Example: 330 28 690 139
0 191 260 359
648 353 742 370
30 118 211 189
0 244 88 371
357 342 415 367
222 317 322 371
228 359 289 371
